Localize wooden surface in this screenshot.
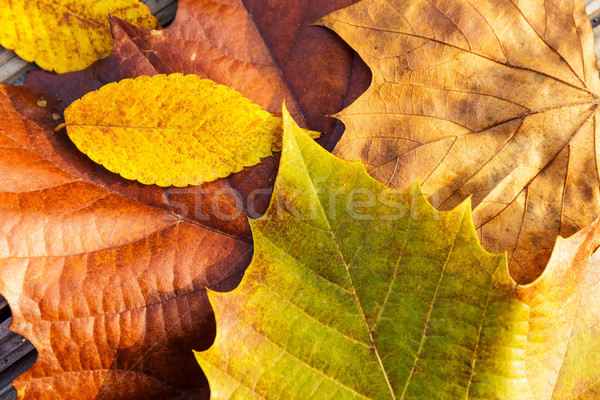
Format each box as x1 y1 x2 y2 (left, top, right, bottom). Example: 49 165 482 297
0 3 178 399
589 0 600 58
0 296 36 400
0 0 599 399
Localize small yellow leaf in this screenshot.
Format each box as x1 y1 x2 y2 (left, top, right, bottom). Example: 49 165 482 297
0 0 159 73
64 74 320 187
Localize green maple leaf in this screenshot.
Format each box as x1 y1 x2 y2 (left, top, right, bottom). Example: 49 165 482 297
195 107 600 399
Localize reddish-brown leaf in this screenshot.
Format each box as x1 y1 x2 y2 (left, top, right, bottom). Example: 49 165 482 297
24 0 372 240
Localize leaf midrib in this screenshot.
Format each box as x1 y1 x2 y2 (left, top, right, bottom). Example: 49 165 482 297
293 133 476 399
398 207 465 400
289 133 396 399
66 122 268 132
239 1 307 129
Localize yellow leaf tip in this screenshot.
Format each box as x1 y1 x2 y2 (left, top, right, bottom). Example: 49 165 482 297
312 15 333 28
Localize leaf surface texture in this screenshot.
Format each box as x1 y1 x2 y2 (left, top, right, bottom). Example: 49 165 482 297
0 0 159 72
197 107 600 400
65 74 318 186
0 83 251 399
322 0 600 282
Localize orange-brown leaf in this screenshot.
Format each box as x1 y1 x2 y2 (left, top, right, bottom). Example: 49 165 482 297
0 82 252 398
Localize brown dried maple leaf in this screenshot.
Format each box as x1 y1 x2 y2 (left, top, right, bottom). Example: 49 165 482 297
0 0 370 398
322 0 600 283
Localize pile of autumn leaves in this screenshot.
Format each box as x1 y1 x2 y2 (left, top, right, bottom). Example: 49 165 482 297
1 0 600 399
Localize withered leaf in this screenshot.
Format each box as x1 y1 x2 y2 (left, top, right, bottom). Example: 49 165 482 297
322 0 600 283
0 0 159 73
0 82 253 399
64 74 318 187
